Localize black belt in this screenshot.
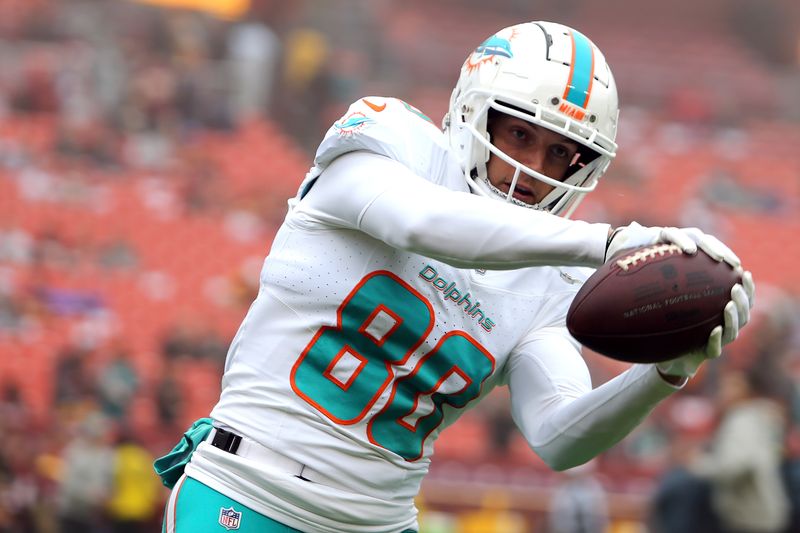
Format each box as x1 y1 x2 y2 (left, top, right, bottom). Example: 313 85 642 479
210 427 242 454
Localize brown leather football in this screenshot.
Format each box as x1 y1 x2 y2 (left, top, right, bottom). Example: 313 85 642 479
566 243 741 363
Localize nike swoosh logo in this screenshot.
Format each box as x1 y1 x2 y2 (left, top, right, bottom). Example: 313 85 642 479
362 98 386 112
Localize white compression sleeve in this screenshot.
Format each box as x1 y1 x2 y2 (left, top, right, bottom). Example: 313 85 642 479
506 330 681 470
299 152 610 269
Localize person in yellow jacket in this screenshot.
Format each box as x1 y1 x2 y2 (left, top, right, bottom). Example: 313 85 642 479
107 431 162 533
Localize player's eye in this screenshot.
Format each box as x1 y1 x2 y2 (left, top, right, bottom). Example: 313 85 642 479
550 144 573 159
510 127 528 141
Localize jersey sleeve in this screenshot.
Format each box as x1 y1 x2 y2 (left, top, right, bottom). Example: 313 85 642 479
506 328 682 471
293 151 610 268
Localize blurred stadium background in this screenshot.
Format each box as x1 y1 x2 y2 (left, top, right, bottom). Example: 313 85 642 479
1 0 799 531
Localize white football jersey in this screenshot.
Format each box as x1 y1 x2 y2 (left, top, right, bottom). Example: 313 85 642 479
186 97 676 533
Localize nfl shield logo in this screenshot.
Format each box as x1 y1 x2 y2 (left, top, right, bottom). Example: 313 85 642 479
218 507 242 530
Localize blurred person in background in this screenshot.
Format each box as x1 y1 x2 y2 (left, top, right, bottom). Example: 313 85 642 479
547 460 609 533
155 355 186 440
155 20 754 533
52 346 96 414
0 381 62 533
649 431 719 533
650 354 796 533
272 27 334 151
96 348 140 422
0 411 41 533
226 14 281 120
56 412 115 533
688 364 793 533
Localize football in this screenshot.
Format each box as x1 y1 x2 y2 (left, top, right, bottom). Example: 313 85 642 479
566 243 742 363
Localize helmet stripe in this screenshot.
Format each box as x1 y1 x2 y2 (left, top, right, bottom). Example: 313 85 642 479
562 30 595 109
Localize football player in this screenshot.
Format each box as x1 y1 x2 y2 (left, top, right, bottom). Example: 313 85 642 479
158 21 754 533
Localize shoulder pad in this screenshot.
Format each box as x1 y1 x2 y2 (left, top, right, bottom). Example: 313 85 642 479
314 97 444 172
289 97 456 208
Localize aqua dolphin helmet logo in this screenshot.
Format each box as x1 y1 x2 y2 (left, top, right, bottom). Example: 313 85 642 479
475 36 513 59
465 27 518 72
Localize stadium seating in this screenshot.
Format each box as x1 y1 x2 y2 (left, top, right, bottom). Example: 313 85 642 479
1 6 798 528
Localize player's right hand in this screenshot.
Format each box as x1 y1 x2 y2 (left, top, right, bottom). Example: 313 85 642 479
671 227 742 269
605 222 741 269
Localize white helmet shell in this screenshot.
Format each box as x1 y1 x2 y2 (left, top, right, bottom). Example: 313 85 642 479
444 21 619 217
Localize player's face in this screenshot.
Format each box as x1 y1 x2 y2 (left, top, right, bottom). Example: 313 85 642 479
486 113 579 206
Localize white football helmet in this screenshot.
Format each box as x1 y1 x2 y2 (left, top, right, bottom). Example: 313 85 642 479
443 21 619 217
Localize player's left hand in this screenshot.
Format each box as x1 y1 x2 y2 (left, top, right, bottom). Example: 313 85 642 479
657 272 755 380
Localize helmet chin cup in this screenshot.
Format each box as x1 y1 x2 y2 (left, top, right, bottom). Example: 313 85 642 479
444 21 619 218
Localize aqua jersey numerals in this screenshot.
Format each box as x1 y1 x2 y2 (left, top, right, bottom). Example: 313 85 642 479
291 270 495 461
291 271 434 424
368 331 494 460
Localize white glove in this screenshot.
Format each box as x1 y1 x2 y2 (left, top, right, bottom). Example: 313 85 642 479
606 222 742 269
657 271 755 380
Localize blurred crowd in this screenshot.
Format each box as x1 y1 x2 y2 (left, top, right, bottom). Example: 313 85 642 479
0 0 799 531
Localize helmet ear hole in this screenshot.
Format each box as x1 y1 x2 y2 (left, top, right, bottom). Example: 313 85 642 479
485 108 501 140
